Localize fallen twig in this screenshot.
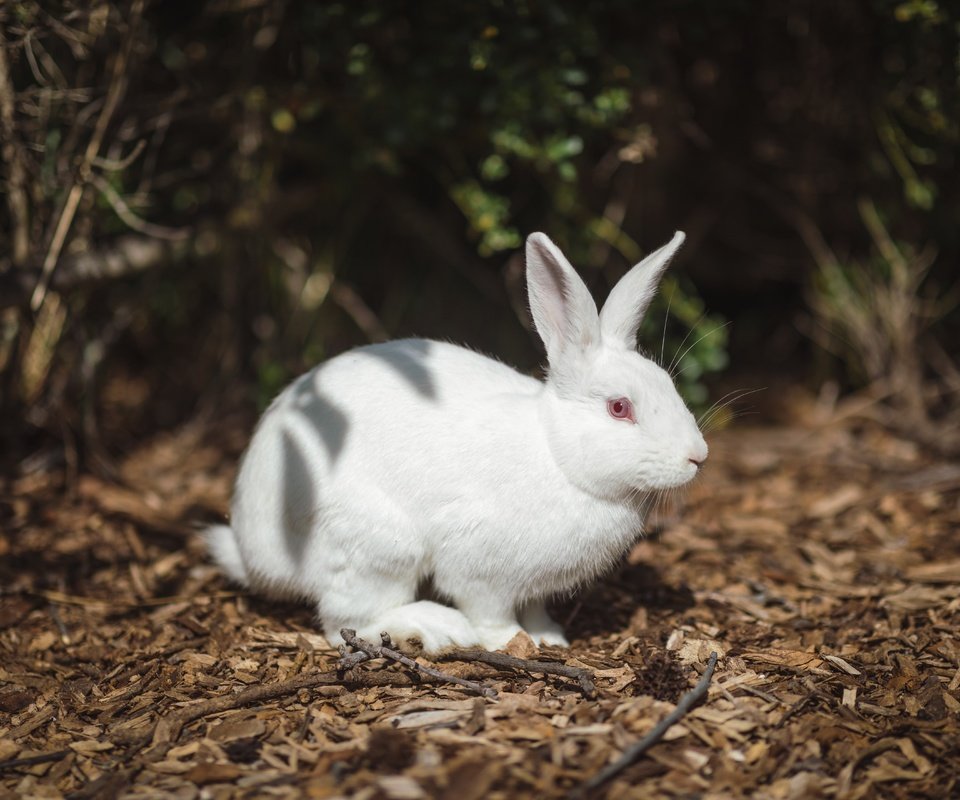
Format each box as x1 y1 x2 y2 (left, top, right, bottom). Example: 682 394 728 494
445 648 597 699
149 668 424 746
338 629 498 699
570 651 718 798
151 671 332 745
0 749 71 773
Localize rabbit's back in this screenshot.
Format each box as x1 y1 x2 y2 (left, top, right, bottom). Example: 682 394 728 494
226 338 550 596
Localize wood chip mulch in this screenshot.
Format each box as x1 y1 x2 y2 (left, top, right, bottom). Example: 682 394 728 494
2 406 959 799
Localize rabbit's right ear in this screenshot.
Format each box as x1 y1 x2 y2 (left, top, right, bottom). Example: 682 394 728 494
526 233 599 363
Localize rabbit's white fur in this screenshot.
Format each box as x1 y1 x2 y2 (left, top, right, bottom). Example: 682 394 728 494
207 231 707 652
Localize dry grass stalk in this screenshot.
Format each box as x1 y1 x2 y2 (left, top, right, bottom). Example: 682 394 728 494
807 197 959 452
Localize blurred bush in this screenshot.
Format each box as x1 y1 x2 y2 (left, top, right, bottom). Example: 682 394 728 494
0 0 957 465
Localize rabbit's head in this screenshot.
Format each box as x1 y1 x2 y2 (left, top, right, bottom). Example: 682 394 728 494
527 232 708 500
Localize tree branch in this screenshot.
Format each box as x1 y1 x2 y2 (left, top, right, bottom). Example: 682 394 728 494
0 234 186 309
31 0 145 311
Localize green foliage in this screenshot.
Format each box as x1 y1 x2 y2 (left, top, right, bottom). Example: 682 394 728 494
170 0 733 405
4 0 959 446
450 182 521 256
878 1 959 210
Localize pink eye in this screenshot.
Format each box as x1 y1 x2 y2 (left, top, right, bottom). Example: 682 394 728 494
607 397 635 422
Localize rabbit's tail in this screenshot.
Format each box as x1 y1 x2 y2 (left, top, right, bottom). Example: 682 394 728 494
205 524 249 586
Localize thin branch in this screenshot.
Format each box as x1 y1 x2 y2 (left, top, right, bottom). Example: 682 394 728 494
328 282 389 343
41 9 96 55
0 234 184 309
25 30 68 89
0 23 31 268
23 31 51 87
31 0 145 311
338 629 498 699
92 138 147 171
569 651 719 798
0 749 71 773
89 172 190 241
444 648 597 699
150 667 423 746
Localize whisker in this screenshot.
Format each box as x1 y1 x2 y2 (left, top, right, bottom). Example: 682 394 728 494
697 387 765 428
699 389 765 432
698 388 749 426
671 361 698 382
659 287 675 368
670 320 732 378
703 408 761 433
666 313 706 375
699 401 741 433
706 389 764 424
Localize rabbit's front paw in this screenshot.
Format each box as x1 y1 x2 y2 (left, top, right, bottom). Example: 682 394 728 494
350 601 480 655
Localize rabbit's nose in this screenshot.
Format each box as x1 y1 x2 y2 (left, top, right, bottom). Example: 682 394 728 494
688 440 708 469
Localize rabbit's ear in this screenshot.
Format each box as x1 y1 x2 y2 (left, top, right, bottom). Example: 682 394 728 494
599 231 685 350
526 233 599 362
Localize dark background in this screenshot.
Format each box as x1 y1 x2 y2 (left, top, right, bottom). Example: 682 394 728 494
1 0 958 471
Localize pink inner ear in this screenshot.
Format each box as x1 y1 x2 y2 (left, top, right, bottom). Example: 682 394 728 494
607 397 635 422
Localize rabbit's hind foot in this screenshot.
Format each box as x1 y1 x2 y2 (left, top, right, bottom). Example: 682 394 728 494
519 600 570 647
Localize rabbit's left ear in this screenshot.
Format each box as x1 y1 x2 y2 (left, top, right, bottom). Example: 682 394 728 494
599 231 685 350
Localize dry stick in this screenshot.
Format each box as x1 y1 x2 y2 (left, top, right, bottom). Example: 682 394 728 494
445 648 597 699
570 652 718 799
149 668 419 746
30 0 144 311
339 629 498 699
0 749 71 773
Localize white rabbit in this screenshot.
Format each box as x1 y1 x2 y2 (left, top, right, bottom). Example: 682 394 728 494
207 231 707 653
